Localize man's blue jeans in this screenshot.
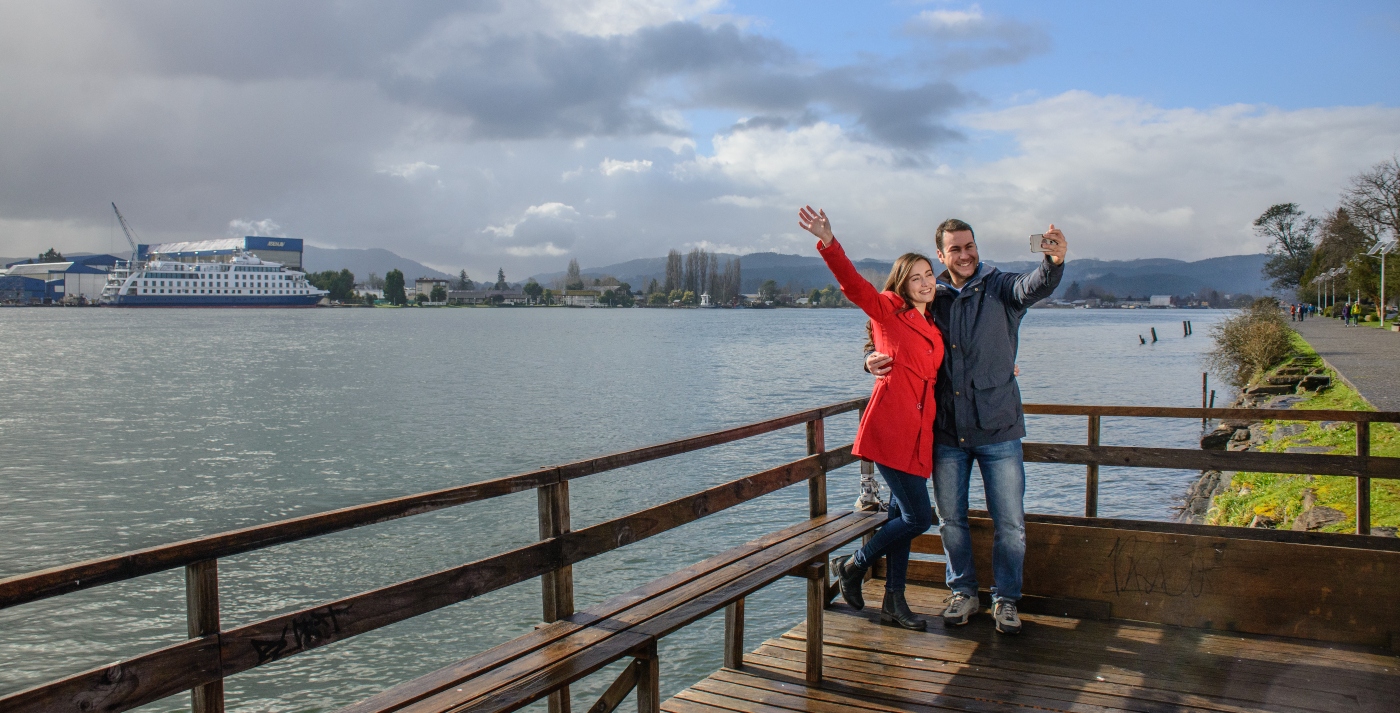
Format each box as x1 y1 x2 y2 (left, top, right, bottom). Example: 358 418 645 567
932 439 1026 603
853 463 933 593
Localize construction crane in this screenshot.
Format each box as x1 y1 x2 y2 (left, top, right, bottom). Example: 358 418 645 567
110 202 142 262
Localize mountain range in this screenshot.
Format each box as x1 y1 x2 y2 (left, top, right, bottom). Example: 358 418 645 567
531 252 1276 298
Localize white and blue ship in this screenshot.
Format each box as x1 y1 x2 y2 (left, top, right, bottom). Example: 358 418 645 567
101 252 327 307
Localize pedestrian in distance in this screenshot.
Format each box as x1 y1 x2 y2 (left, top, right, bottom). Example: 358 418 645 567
866 218 1065 634
798 205 941 631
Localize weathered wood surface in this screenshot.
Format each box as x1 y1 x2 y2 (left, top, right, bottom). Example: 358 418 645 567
898 515 1400 648
1023 442 1400 479
343 511 882 713
1024 403 1400 423
663 580 1400 713
2 450 856 713
0 399 866 610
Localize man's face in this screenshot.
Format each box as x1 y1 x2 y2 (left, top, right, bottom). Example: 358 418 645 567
936 230 979 282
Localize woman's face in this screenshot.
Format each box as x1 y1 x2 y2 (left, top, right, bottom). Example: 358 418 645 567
905 259 937 304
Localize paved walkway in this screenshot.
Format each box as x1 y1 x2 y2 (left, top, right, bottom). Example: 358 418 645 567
1292 315 1400 411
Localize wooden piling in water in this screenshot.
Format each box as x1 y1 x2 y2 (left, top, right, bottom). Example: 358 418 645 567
1151 327 1158 343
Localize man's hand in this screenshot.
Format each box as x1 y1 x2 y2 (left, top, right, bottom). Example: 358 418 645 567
866 351 893 377
1044 224 1067 265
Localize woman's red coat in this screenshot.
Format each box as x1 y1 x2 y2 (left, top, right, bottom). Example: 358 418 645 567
817 239 944 477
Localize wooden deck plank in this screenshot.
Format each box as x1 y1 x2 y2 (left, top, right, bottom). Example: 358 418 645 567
666 583 1397 713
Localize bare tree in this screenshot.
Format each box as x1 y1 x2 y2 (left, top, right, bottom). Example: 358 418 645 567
1255 203 1318 292
664 250 682 293
1342 155 1400 243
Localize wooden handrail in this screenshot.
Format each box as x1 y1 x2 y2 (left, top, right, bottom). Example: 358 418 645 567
1025 403 1400 422
0 398 866 611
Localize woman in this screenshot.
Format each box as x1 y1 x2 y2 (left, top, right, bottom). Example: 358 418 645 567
798 205 943 631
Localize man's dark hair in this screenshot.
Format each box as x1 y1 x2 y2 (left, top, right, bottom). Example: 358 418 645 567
935 218 975 252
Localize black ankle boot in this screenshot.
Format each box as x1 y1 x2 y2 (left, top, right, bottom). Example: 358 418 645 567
880 589 927 631
833 555 867 610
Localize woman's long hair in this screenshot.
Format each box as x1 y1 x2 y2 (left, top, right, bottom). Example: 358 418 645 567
864 252 936 352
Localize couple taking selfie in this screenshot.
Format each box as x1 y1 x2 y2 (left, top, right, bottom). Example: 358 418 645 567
797 206 1066 635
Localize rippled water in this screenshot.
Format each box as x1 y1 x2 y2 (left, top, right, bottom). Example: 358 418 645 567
0 306 1229 712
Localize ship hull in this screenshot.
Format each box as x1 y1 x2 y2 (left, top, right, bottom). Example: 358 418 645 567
104 294 324 307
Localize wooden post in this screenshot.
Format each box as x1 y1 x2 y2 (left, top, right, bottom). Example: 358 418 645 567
1150 327 1158 343
636 641 660 713
803 563 826 686
185 559 223 713
1357 421 1371 536
538 481 574 713
807 418 827 518
1201 373 1208 428
723 599 744 669
1085 415 1100 518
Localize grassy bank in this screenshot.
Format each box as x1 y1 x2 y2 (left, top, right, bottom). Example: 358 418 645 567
1208 331 1400 532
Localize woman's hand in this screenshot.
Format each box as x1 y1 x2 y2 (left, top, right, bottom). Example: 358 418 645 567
798 205 835 246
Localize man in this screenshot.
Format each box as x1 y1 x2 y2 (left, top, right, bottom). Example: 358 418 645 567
866 219 1065 634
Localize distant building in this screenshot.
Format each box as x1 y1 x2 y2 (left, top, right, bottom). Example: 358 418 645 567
139 237 303 269
415 277 450 297
559 289 601 307
699 292 711 307
0 275 45 303
448 288 528 305
1149 295 1173 307
4 261 110 301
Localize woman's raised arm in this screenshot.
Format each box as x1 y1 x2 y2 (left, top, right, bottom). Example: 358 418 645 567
798 206 897 321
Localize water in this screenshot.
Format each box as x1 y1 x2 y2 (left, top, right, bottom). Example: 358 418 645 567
0 307 1229 712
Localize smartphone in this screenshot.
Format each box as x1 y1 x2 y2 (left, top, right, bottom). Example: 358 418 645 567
1030 234 1059 253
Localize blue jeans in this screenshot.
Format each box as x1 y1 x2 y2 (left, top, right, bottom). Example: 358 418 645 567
932 439 1026 603
853 463 933 593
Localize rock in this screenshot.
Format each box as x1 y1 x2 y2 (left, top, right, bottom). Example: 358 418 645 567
1249 514 1276 528
1245 384 1297 396
1275 366 1308 376
1248 424 1268 445
1265 395 1306 409
1177 470 1233 525
1271 424 1307 442
1373 526 1398 538
1200 428 1234 450
1231 429 1251 442
1227 441 1251 452
1299 374 1332 392
1302 488 1317 511
1320 421 1344 431
1291 506 1346 531
1267 375 1304 387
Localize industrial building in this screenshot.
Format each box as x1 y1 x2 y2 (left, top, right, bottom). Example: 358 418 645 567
2 255 120 302
0 275 45 303
138 236 304 269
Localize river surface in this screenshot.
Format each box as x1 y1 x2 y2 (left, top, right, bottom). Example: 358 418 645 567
0 306 1230 712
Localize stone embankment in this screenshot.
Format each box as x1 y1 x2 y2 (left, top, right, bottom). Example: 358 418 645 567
1178 355 1349 531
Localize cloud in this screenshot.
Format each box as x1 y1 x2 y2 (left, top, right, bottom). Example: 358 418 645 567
483 202 580 238
599 158 654 175
227 219 286 237
378 161 440 179
904 3 1051 73
682 93 1400 261
506 242 571 257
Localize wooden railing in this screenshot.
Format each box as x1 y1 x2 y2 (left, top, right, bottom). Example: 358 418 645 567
3 399 1399 713
0 399 865 713
1023 404 1400 534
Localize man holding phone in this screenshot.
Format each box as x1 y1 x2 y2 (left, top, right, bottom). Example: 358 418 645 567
866 219 1065 634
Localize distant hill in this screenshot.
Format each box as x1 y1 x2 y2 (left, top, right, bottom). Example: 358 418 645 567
303 246 453 282
533 252 1275 298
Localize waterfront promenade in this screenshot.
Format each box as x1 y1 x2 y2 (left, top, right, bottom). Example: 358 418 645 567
1292 316 1400 411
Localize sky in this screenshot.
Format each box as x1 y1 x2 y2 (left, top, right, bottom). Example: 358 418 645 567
1 0 1397 278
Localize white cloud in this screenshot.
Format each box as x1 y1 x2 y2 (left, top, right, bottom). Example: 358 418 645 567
599 158 654 175
680 93 1400 261
914 4 984 31
506 242 570 257
227 219 285 237
710 195 768 208
378 161 440 179
482 202 580 238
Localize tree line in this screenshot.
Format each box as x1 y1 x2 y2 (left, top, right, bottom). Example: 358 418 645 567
1256 156 1400 317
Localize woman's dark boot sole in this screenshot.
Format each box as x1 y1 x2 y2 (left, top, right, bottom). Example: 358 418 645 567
879 612 928 631
834 555 866 611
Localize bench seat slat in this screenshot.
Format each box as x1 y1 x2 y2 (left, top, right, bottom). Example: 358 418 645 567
339 512 860 713
401 512 881 713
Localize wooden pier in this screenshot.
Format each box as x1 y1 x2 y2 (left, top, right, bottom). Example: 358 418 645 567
1 399 1398 713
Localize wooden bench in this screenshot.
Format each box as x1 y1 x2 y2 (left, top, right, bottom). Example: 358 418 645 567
337 509 882 713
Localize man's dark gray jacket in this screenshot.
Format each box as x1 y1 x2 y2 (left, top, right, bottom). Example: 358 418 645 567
930 258 1063 448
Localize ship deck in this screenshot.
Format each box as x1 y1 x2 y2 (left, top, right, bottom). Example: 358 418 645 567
664 580 1400 713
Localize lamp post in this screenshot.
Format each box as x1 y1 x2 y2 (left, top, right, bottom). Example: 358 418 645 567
1367 240 1396 327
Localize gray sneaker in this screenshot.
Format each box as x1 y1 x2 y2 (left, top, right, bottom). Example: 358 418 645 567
940 591 977 627
993 601 1022 635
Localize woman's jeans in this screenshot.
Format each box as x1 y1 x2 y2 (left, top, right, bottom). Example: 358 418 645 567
932 440 1026 604
853 463 933 593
